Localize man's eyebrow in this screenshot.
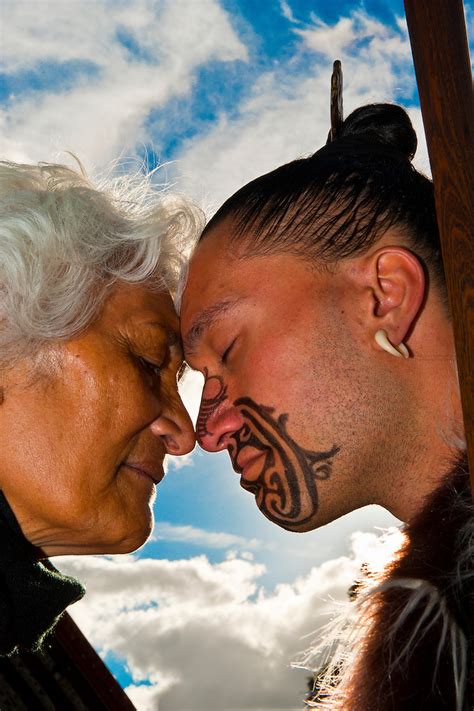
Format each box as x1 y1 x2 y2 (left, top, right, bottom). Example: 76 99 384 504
184 298 242 356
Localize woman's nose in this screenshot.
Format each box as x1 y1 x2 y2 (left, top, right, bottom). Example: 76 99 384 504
197 404 243 452
150 397 196 455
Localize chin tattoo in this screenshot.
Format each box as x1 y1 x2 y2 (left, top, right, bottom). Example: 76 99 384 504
197 372 340 531
230 398 340 530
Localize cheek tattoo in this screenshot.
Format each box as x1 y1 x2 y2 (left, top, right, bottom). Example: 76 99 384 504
196 369 228 440
229 398 340 531
197 370 340 531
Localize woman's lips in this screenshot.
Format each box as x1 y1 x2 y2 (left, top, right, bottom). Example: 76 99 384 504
123 462 164 485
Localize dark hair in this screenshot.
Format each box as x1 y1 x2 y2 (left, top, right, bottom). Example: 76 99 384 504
201 103 444 290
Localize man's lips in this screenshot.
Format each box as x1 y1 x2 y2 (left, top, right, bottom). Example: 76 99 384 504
232 450 266 490
123 462 165 485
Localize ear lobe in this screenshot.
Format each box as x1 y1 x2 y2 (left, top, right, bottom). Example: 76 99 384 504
371 248 425 343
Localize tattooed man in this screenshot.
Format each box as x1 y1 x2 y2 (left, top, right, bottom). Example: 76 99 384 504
180 104 473 710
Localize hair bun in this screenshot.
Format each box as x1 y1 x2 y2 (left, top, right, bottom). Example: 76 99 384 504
338 103 417 161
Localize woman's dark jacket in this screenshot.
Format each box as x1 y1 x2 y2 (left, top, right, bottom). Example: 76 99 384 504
0 491 84 656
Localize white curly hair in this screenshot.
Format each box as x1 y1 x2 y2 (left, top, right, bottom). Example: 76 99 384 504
0 159 204 366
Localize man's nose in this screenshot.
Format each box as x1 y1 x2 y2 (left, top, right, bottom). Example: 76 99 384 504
197 403 243 452
150 397 196 455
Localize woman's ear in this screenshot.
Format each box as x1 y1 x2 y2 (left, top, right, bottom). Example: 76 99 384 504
364 246 426 348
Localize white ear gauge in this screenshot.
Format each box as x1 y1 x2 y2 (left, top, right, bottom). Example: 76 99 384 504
396 340 410 359
375 329 409 359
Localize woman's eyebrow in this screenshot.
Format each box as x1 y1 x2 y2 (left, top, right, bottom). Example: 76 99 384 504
183 298 243 357
144 321 180 347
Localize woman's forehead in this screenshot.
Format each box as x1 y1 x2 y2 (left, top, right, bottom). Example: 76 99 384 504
99 283 180 336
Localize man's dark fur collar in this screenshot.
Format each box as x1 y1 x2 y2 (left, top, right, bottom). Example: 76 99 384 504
303 457 473 710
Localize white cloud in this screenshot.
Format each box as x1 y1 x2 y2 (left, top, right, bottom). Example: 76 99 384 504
57 527 401 710
0 0 247 166
295 16 357 59
174 8 428 211
279 0 300 25
125 681 170 711
153 521 261 550
164 449 196 473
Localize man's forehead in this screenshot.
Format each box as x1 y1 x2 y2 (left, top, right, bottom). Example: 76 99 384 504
183 297 244 356
183 228 241 287
181 239 243 320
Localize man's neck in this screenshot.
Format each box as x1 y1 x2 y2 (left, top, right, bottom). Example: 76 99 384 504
386 354 464 523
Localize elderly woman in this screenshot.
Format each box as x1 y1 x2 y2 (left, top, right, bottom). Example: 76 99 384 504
0 159 202 655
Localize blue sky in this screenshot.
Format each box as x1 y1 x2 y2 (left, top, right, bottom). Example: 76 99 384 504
1 1 472 709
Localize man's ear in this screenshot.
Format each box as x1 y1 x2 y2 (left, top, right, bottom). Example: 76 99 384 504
363 247 425 348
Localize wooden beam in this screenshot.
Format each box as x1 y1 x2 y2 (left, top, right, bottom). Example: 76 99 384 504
404 0 474 490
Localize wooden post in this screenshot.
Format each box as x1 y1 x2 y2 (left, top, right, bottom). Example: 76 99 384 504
404 0 474 490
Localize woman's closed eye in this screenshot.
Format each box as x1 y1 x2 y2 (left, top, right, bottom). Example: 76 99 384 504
138 356 163 380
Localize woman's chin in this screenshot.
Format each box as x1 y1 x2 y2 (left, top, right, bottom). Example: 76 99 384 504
108 525 153 554
96 514 155 554
43 513 154 557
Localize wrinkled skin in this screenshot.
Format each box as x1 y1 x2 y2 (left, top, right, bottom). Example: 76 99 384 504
0 283 195 556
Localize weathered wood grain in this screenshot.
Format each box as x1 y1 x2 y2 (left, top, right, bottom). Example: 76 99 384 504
405 0 474 492
330 60 343 141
